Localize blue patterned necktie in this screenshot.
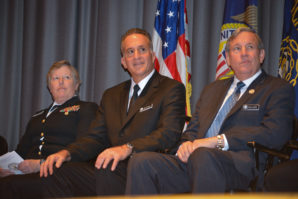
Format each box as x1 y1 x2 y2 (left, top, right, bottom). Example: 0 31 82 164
206 81 245 138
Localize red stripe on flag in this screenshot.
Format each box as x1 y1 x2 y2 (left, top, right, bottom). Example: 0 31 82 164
164 52 182 82
184 1 188 23
217 68 230 79
216 60 226 73
185 40 190 57
178 34 190 58
178 34 186 54
154 57 160 72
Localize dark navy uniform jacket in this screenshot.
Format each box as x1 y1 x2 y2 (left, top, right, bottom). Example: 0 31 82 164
15 96 98 160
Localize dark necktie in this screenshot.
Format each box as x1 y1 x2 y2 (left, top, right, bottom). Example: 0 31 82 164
128 84 140 114
206 81 245 137
49 105 59 112
47 105 60 117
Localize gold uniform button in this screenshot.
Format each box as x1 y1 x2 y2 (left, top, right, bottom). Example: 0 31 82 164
38 151 41 155
42 142 45 145
65 112 69 115
41 132 44 137
42 119 45 123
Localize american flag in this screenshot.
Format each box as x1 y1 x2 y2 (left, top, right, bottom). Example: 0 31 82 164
153 0 192 117
216 0 258 80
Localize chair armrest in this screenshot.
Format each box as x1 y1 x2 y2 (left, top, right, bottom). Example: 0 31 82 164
287 140 298 150
247 141 290 161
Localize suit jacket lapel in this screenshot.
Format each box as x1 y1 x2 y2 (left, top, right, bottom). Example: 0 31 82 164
200 78 233 137
227 70 267 118
122 72 159 126
119 81 130 126
215 79 233 112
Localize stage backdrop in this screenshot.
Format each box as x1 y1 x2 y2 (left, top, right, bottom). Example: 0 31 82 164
0 0 285 150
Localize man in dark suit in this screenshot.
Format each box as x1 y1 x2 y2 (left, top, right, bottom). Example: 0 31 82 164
40 28 186 197
125 27 295 194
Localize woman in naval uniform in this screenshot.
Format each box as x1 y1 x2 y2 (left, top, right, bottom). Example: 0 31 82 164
0 60 98 198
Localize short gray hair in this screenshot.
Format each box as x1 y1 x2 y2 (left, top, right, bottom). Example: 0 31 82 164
47 60 81 89
225 27 264 52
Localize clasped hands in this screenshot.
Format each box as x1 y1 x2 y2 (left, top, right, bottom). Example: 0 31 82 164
176 137 217 163
40 144 132 177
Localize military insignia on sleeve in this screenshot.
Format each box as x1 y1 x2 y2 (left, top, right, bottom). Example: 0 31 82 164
60 105 80 115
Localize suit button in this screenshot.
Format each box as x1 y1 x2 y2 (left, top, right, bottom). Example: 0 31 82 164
42 119 46 123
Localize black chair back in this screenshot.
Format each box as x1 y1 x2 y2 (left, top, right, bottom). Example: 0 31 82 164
0 136 8 156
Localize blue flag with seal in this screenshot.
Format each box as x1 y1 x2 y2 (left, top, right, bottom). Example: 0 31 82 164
278 0 298 159
216 0 258 80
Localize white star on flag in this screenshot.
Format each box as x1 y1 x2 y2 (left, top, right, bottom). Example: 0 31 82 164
168 11 174 17
165 26 171 33
153 0 192 118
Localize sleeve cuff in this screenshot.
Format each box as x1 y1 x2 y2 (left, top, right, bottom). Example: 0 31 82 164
222 134 229 151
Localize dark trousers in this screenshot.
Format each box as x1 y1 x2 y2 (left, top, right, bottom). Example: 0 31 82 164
0 173 43 199
264 159 298 192
95 159 128 195
126 148 254 194
42 162 96 197
43 160 128 197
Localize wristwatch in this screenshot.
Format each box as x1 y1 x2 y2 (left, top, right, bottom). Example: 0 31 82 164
216 135 224 150
126 143 134 157
126 142 134 150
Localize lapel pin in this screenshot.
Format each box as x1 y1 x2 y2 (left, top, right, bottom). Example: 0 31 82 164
249 89 255 94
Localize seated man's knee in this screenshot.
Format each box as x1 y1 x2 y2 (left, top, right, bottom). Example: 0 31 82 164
128 152 161 173
189 147 218 164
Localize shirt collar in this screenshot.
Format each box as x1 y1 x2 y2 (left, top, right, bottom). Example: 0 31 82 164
130 69 155 96
233 69 262 88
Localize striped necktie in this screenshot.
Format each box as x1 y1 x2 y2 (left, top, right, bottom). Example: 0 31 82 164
206 81 245 138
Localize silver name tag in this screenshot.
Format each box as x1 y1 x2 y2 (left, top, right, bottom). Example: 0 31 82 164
242 104 260 111
139 104 153 112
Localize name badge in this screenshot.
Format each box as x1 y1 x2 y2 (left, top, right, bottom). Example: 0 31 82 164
242 104 260 111
139 104 153 112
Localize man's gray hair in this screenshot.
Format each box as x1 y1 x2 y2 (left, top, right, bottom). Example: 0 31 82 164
225 27 264 52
